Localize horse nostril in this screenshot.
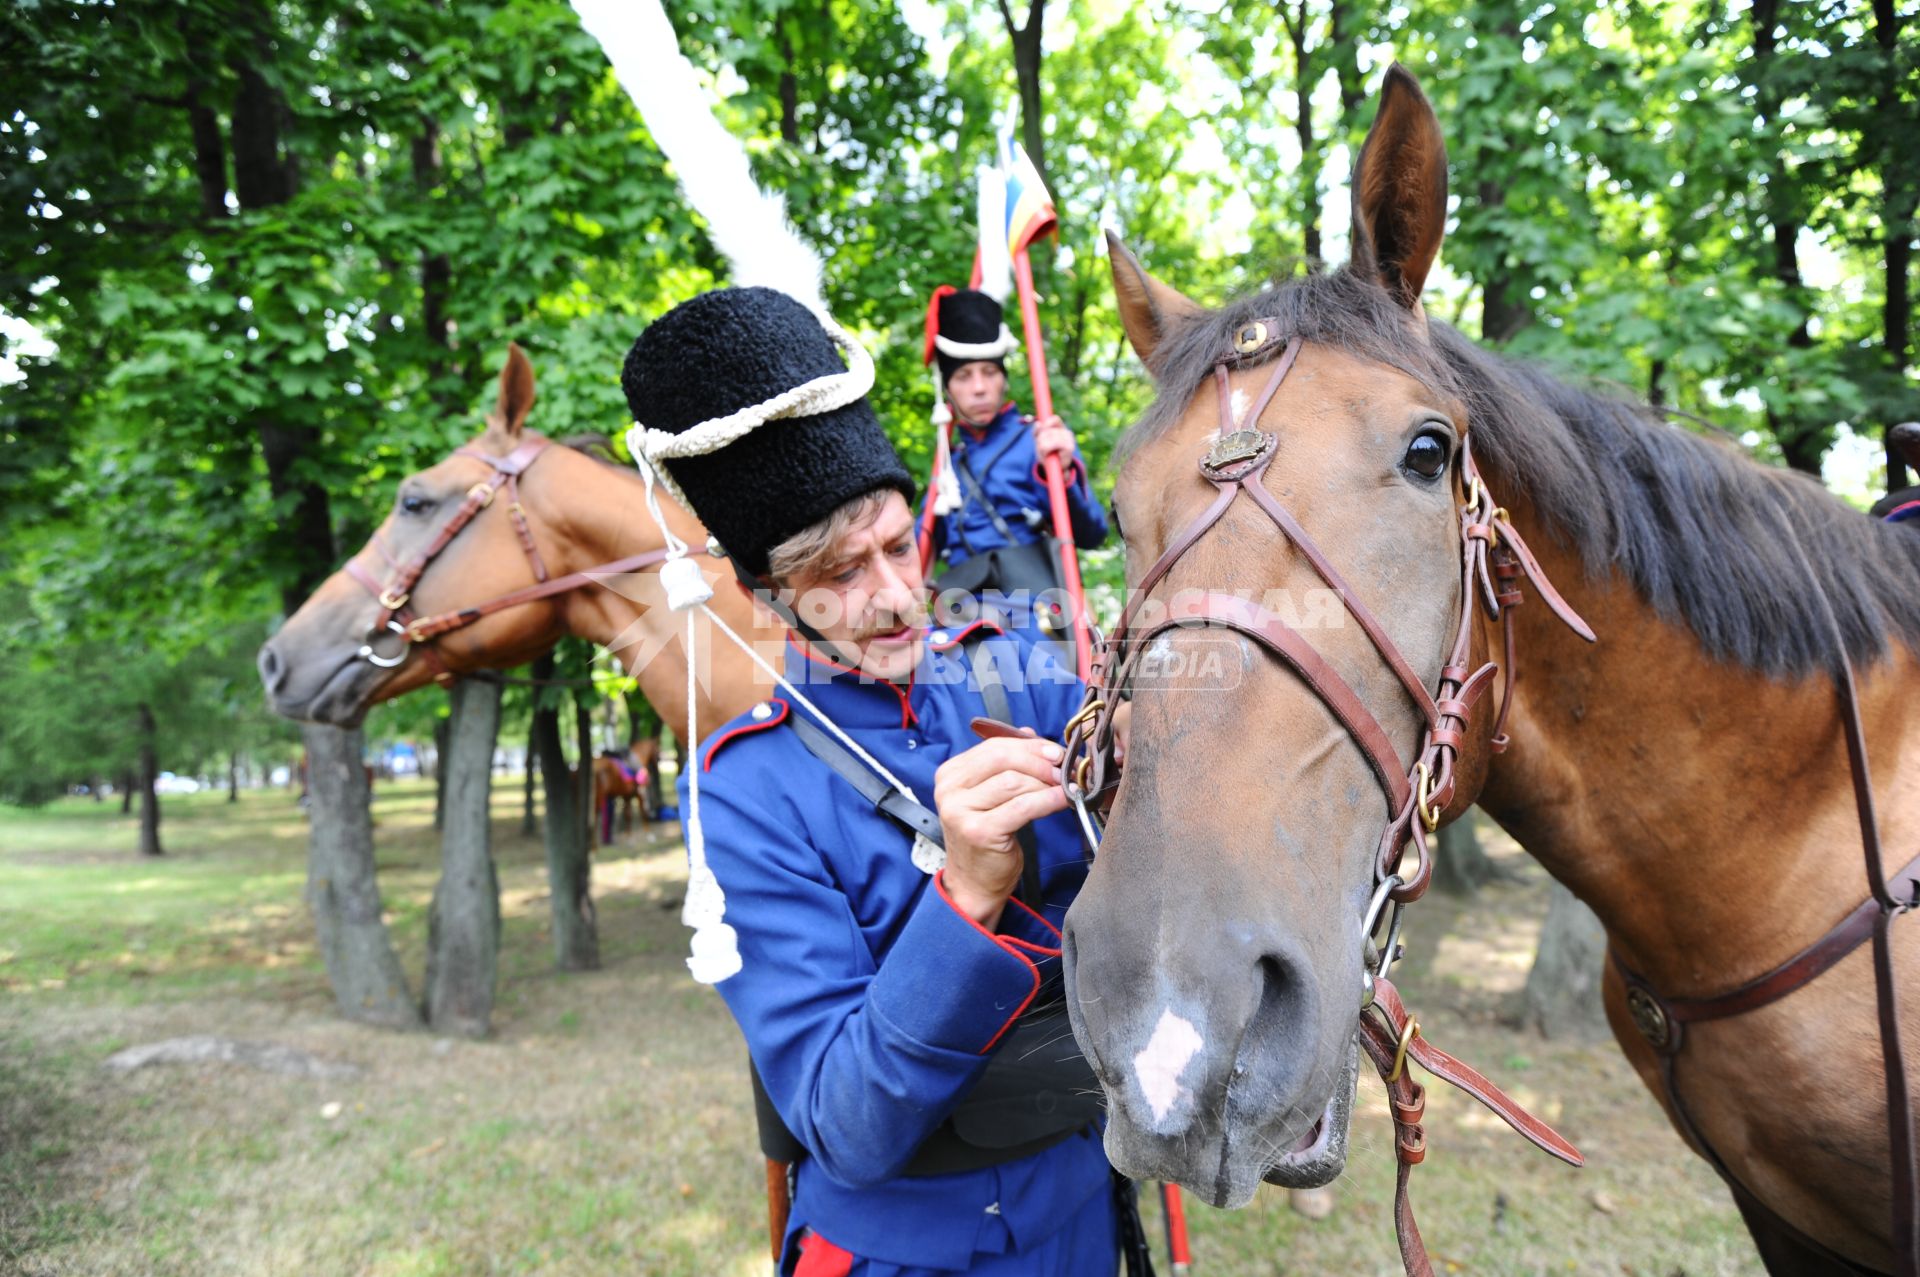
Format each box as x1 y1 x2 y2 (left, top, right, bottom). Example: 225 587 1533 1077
257 644 285 693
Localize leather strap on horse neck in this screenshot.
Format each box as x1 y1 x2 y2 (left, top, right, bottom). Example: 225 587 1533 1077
1610 519 1917 1275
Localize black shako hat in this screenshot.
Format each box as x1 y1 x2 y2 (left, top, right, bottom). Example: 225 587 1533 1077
928 288 1012 386
621 287 913 577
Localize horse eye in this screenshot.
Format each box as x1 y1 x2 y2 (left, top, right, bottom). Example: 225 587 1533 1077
399 492 435 516
1402 430 1450 481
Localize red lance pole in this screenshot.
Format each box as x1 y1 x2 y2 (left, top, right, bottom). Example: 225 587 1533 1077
1009 245 1094 680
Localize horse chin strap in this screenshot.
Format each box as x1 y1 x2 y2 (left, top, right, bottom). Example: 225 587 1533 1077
1059 325 1595 1276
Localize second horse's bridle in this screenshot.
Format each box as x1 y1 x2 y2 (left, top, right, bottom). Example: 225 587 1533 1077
1057 322 1595 1276
342 436 682 683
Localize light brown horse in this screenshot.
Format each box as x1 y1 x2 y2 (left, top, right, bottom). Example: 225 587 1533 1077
591 749 651 844
1063 66 1918 1274
257 345 777 744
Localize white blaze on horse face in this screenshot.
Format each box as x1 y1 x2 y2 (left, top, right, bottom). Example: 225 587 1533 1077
1230 388 1250 428
1133 1007 1205 1125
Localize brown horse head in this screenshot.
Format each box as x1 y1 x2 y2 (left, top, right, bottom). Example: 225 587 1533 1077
260 344 586 725
1063 66 1498 1207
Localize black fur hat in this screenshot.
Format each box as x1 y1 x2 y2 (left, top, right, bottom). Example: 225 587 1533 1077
622 287 913 577
927 288 1012 386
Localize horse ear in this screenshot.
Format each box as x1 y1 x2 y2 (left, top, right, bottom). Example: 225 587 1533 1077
1348 64 1448 310
1107 231 1203 375
489 342 537 443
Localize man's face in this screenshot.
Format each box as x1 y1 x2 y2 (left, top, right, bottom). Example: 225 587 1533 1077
780 490 927 682
947 361 1008 426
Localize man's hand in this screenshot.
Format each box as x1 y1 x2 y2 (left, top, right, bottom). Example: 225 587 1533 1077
933 736 1068 929
1032 414 1075 464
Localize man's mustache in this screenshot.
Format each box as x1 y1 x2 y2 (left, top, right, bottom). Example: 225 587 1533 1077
847 603 930 643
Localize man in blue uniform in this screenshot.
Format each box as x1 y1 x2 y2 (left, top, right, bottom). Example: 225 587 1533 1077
621 287 1138 1276
921 287 1107 634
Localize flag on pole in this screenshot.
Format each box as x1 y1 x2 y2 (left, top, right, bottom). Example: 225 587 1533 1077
996 123 1056 256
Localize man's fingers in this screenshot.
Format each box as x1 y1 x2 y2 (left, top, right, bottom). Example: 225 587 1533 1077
990 785 1070 828
935 737 1065 797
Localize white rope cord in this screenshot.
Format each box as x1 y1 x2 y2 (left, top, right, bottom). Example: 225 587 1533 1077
929 367 961 515
933 325 1017 362
626 316 875 507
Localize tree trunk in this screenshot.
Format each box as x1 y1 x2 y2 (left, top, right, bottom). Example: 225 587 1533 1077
424 678 502 1038
433 715 451 830
522 715 539 837
227 750 240 803
1520 881 1609 1037
1751 0 1821 476
533 658 599 972
1878 0 1915 493
996 0 1051 197
1280 2 1320 264
120 768 134 815
303 723 420 1030
1430 809 1500 896
136 702 163 858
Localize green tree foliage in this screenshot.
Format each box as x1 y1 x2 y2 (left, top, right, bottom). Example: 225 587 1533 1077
1 0 1914 802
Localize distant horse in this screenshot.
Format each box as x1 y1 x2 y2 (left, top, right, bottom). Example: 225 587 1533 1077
257 345 776 745
591 747 652 845
1063 66 1917 1275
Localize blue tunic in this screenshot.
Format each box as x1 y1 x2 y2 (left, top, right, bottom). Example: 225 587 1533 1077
930 404 1108 568
682 623 1114 1273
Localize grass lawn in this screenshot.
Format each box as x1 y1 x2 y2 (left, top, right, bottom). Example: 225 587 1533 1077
0 781 1757 1275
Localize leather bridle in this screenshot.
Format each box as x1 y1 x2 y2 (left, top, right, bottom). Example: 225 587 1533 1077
342 436 683 684
1059 324 1595 1275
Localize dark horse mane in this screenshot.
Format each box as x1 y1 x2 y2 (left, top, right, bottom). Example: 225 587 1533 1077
1124 268 1920 677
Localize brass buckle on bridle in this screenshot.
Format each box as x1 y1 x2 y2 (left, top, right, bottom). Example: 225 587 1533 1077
378 587 410 611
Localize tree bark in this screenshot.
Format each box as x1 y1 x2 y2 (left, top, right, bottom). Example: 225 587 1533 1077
1279 2 1320 263
1430 809 1501 896
136 702 163 858
1520 881 1609 1038
522 715 539 837
424 677 502 1038
227 750 239 803
303 723 420 1029
995 0 1051 197
1751 0 1821 476
533 656 598 971
119 768 134 815
1877 0 1915 493
432 715 451 830
1479 180 1533 343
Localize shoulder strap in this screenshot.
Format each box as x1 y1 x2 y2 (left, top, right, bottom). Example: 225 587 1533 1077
952 441 1023 542
967 636 1044 910
787 712 944 848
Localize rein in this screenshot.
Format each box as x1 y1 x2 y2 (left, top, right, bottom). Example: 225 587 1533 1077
342 437 686 684
1059 325 1594 1276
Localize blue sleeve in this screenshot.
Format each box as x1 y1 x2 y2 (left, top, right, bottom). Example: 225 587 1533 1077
1063 448 1108 549
690 769 1060 1189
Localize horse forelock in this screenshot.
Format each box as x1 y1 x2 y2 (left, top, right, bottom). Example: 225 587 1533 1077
1118 267 1920 677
